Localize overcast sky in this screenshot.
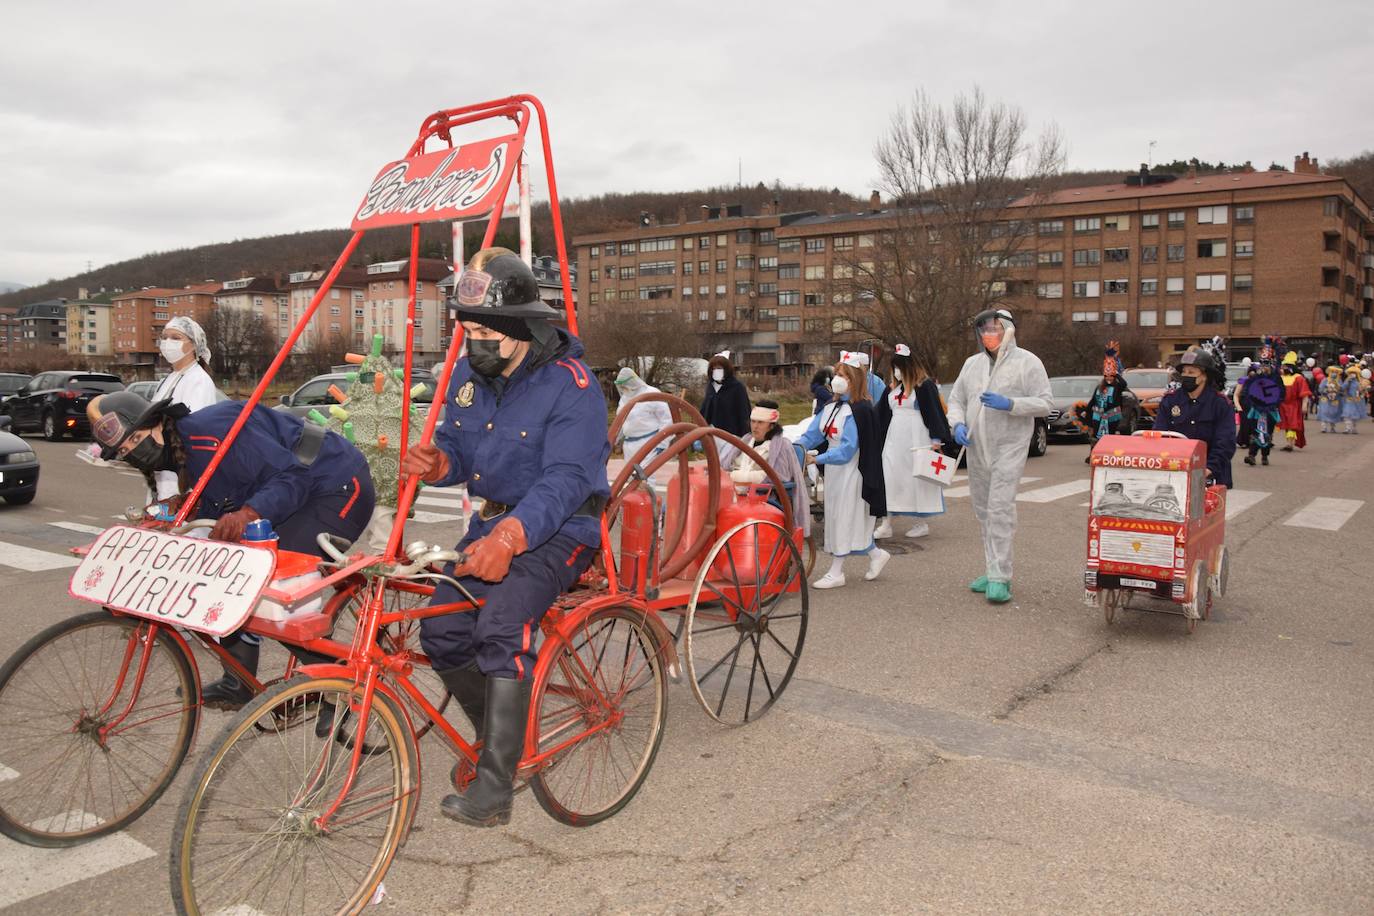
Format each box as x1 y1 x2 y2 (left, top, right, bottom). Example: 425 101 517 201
3 0 1370 286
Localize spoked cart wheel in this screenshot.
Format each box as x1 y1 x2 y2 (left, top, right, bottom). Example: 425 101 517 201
685 520 809 725
1101 588 1125 624
171 676 418 916
0 610 197 847
530 606 669 826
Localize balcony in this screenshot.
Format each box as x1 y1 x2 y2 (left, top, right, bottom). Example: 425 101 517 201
1364 253 1374 269
1365 285 1374 300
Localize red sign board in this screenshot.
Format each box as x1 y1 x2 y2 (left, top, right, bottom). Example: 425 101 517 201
351 134 521 230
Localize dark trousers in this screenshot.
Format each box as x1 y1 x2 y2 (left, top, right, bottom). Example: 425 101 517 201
420 531 595 679
278 472 374 555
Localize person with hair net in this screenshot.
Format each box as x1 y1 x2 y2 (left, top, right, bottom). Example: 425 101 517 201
139 316 220 500
945 308 1053 605
613 367 673 467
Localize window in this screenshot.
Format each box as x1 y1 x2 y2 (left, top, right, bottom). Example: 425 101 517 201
804 318 825 332
1166 277 1184 294
1167 211 1185 228
1104 247 1129 263
805 238 825 253
1235 205 1254 222
714 284 727 296
832 264 854 279
698 285 709 296
1038 250 1063 266
619 290 634 301
758 256 778 270
699 260 710 273
736 229 753 244
1038 220 1064 235
778 290 800 306
639 237 677 252
715 259 727 272
859 234 875 248
1104 214 1130 231
638 285 674 300
682 237 694 250
735 281 752 295
1323 197 1342 217
1235 241 1254 258
1073 249 1101 266
779 264 801 279
1196 273 1227 291
1141 245 1158 263
758 282 778 295
1140 278 1159 295
1037 282 1063 299
699 310 709 321
778 317 801 332
1073 217 1101 233
1141 213 1160 230
1197 205 1228 224
1072 280 1100 298
804 265 826 280
716 234 727 248
154 311 169 320
1195 306 1225 324
589 268 599 281
330 305 341 315
620 242 637 255
1103 310 1128 325
1165 309 1184 326
1071 311 1100 322
616 265 635 279
639 261 675 276
1105 279 1129 294
1232 307 1251 325
1318 303 1336 322
589 292 600 304
680 287 691 298
698 236 711 249
833 236 854 251
755 308 775 320
1139 309 1158 326
1167 244 1185 262
1197 239 1227 258
715 309 726 321
1234 273 1253 291
778 238 801 253
804 292 824 306
735 255 754 270
681 262 693 275
735 307 753 320
758 229 775 244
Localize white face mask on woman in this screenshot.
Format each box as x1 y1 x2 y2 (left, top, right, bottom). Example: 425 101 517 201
830 375 850 396
711 368 725 383
159 338 189 365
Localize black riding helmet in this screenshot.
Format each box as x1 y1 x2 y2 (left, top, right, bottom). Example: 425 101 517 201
453 247 560 343
88 392 182 460
1177 348 1225 390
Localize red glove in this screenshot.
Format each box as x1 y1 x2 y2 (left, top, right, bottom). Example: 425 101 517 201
400 442 451 483
455 517 527 582
210 506 259 542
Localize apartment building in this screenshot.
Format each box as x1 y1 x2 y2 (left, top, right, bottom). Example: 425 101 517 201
0 305 18 357
111 284 218 372
215 276 287 323
65 300 112 358
281 268 368 353
16 299 69 353
360 258 450 363
574 154 1374 370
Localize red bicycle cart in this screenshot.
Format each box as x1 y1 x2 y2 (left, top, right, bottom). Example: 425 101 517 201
0 95 808 915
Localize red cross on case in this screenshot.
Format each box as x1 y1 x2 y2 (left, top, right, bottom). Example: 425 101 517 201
930 454 948 474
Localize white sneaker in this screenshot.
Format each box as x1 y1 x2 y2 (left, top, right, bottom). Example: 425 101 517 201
813 572 847 589
873 519 893 540
905 522 930 539
865 548 891 581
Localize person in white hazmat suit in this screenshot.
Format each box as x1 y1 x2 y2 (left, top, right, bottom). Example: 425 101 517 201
946 308 1053 604
614 367 674 467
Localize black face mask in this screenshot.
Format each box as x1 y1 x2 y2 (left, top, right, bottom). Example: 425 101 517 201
1177 375 1201 393
124 435 177 474
468 337 513 378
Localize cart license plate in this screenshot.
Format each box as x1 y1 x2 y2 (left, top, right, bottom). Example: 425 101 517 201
1120 577 1157 590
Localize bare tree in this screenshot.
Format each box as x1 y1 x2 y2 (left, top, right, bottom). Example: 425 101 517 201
580 308 699 390
834 86 1065 376
207 307 276 381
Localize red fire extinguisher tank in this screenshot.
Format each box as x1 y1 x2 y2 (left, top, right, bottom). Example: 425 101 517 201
667 466 734 580
710 486 784 583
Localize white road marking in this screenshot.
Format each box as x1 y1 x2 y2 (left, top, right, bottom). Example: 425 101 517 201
410 510 463 524
1225 489 1270 520
945 476 1040 499
1283 497 1364 531
0 540 80 571
1016 479 1091 503
0 813 156 908
48 521 107 536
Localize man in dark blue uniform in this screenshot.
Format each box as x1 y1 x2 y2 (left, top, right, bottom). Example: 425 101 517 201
1152 348 1236 487
400 248 610 829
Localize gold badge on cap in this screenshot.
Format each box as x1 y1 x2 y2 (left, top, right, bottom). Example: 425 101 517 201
456 381 475 408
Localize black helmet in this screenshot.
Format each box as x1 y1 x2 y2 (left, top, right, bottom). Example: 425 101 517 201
1178 348 1224 389
453 247 560 322
89 392 179 460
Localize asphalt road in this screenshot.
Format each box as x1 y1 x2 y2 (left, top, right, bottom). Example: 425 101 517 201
0 423 1371 914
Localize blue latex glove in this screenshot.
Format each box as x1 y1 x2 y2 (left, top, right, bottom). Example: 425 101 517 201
980 391 1013 411
953 423 971 447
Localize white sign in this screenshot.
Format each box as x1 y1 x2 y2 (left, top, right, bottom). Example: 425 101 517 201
69 526 277 637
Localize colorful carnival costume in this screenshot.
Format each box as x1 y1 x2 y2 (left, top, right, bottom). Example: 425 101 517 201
1278 351 1311 451
876 343 952 537
1317 366 1345 433
1341 367 1364 433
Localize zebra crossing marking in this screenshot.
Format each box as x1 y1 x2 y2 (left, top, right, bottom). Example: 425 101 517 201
1283 497 1364 531
1224 489 1270 520
47 521 107 536
410 510 463 524
0 540 80 571
0 811 156 907
945 477 1040 499
1016 479 1091 503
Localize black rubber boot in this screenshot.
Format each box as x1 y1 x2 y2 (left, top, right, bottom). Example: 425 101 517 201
201 636 259 710
440 675 530 828
437 663 487 736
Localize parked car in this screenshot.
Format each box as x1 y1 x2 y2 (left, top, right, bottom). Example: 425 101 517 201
6 371 124 441
124 379 161 400
937 382 1047 458
1047 376 1141 439
276 369 436 420
0 373 31 407
0 415 39 504
1122 368 1172 429
1223 362 1247 402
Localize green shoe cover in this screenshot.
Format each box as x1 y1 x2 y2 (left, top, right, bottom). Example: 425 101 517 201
986 581 1012 603
969 575 989 593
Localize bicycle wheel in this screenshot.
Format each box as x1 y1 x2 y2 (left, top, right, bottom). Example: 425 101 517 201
0 610 197 847
329 579 451 739
170 676 417 916
530 606 668 826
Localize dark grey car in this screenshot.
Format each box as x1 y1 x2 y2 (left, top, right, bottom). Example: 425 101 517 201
1047 376 1140 440
0 415 39 504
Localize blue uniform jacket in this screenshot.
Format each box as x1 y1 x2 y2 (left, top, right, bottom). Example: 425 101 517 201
1152 388 1237 488
433 330 610 551
179 402 370 523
